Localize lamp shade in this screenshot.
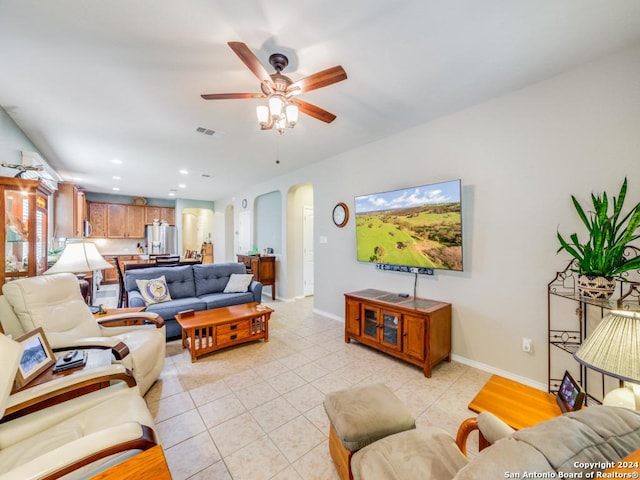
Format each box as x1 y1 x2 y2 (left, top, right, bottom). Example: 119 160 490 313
44 241 113 274
268 96 283 118
285 103 298 126
574 310 640 384
256 105 269 126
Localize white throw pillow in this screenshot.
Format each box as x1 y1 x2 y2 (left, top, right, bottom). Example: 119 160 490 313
136 276 172 305
223 274 253 293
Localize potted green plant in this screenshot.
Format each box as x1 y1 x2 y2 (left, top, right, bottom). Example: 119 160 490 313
557 177 640 299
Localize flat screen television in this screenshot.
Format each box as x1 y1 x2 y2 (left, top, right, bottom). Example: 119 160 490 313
355 179 463 271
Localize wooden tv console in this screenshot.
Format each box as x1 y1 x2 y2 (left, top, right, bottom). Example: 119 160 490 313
344 289 451 377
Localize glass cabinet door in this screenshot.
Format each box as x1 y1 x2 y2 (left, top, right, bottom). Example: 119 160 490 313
362 306 378 339
4 188 31 280
1 178 52 286
381 310 401 350
35 192 48 276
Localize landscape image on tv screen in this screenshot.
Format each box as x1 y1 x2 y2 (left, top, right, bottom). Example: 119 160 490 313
355 179 462 271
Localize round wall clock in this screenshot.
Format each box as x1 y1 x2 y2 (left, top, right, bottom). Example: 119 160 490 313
332 202 349 228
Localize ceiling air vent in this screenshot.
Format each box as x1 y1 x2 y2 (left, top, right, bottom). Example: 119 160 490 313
196 127 216 136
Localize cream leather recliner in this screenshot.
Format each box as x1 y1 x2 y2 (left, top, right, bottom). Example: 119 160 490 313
0 334 159 480
0 273 165 395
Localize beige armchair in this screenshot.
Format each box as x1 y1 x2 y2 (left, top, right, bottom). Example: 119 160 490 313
0 334 160 480
0 273 165 395
351 407 640 480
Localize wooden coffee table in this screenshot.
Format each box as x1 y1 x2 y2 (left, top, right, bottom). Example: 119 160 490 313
176 303 273 362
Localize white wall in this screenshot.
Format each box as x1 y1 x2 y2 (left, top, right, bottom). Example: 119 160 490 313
216 44 640 384
0 107 48 175
255 190 283 254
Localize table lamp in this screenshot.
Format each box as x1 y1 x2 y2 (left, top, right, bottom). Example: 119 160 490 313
573 309 640 409
45 240 113 276
44 240 113 308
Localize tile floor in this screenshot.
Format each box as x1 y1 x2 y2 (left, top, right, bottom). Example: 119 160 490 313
95 286 491 480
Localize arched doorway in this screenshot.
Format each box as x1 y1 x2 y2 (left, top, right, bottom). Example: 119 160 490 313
286 183 313 299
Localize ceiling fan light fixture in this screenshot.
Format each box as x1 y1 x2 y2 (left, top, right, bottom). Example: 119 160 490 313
286 104 298 127
268 96 284 119
275 116 287 135
202 42 347 133
256 105 270 126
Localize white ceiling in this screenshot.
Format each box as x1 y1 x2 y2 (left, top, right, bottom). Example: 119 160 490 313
1 0 640 202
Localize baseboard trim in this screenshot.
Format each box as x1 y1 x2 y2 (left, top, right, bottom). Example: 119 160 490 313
308 304 546 390
451 354 546 391
313 307 343 322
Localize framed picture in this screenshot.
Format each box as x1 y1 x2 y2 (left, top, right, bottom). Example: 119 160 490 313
14 327 55 388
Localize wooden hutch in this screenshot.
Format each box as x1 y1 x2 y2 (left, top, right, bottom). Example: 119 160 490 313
1 177 52 286
237 254 276 300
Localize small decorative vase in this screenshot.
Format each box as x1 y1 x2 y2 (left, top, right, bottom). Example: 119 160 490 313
577 275 616 299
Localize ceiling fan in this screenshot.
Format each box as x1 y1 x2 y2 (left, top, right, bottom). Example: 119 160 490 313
201 42 347 133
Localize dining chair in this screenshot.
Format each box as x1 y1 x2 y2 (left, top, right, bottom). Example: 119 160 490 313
113 256 127 308
153 255 181 266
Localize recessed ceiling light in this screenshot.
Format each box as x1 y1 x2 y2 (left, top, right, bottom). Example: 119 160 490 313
178 184 186 188
179 169 188 175
112 187 120 191
111 159 123 165
112 176 121 180
168 192 176 197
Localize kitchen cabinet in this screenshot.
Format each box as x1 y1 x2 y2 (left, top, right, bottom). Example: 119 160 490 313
76 190 86 234
126 206 145 238
53 182 86 238
102 256 119 284
144 206 175 225
106 204 145 239
1 177 52 286
88 202 173 238
101 254 138 284
88 202 107 237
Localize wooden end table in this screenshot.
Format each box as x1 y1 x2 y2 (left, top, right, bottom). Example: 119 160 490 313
5 349 113 421
94 307 146 316
94 307 147 327
467 375 562 450
176 303 273 362
468 375 562 430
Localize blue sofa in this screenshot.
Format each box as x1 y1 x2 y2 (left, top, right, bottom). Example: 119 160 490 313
124 262 263 339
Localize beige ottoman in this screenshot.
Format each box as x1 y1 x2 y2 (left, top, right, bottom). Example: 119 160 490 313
323 383 416 480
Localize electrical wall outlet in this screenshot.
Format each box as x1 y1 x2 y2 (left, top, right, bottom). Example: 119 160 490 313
522 337 533 353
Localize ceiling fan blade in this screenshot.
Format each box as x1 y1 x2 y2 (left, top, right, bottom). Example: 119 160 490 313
288 66 347 94
201 93 264 100
292 99 337 123
228 41 273 85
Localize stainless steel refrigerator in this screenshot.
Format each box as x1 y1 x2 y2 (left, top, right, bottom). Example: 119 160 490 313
145 224 178 255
